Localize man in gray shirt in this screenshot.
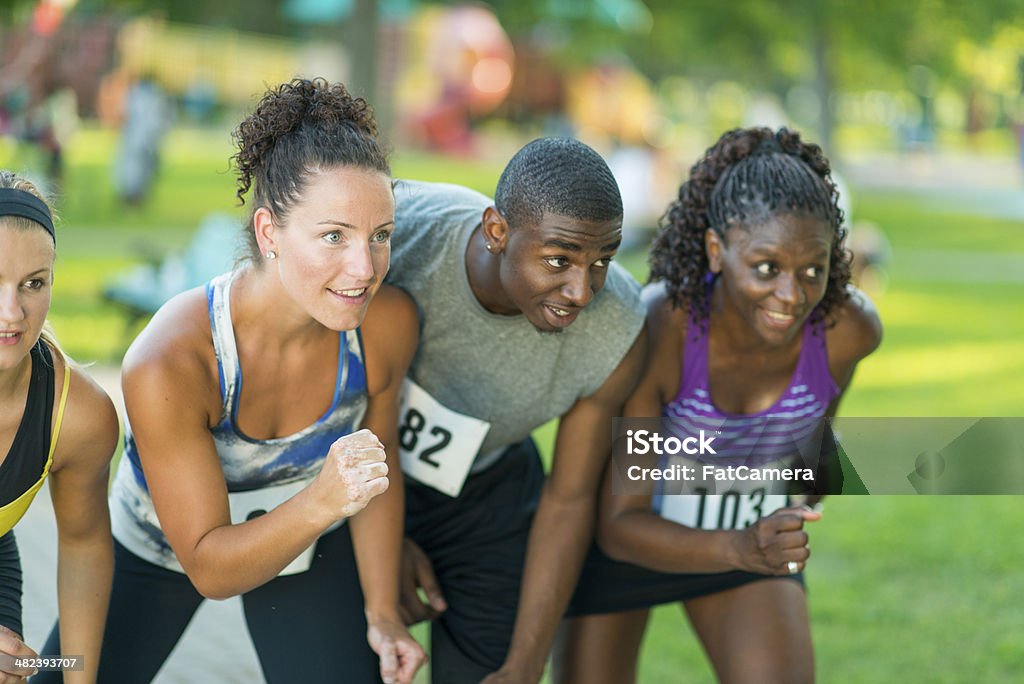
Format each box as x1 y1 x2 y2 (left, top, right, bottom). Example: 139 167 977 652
387 138 646 683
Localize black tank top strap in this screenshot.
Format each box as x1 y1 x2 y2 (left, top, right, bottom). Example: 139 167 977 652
0 341 55 507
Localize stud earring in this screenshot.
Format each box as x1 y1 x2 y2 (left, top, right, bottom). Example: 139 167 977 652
265 250 277 260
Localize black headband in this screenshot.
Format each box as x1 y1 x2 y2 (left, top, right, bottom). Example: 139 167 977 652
0 187 55 243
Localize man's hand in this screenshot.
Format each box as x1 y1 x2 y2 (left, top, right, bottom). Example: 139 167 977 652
397 538 447 626
366 614 427 684
0 625 38 682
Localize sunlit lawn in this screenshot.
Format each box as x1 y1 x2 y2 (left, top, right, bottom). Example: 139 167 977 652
845 193 1024 416
846 281 1024 415
5 127 1023 682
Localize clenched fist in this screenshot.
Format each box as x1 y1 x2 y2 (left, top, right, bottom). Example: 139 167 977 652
734 505 821 576
311 428 390 521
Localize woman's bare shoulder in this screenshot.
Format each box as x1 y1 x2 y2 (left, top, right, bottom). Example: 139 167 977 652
49 354 119 473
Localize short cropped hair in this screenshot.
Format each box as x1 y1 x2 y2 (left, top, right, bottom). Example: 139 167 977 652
494 138 622 229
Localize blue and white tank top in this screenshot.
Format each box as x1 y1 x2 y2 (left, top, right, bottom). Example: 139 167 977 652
110 272 369 572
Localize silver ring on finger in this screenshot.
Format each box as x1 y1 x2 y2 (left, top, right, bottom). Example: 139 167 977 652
787 560 800 575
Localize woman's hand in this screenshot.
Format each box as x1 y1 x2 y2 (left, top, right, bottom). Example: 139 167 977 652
0 625 37 682
310 429 391 522
734 505 822 575
366 614 427 684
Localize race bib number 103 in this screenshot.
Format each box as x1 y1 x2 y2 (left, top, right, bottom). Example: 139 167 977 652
660 491 788 530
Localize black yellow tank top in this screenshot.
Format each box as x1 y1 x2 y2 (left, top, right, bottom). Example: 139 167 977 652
0 341 71 535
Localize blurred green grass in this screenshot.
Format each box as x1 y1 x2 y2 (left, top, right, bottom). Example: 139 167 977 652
842 194 1024 416
631 496 1024 684
855 191 1024 252
845 281 1024 415
6 126 1023 683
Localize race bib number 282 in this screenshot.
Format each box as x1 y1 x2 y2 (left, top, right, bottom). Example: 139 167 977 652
398 379 491 497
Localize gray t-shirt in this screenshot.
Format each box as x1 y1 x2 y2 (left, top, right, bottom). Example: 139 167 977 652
388 180 645 472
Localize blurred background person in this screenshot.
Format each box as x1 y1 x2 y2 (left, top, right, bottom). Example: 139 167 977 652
111 74 171 206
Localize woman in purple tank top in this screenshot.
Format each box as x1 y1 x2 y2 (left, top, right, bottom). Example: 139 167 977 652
557 128 882 683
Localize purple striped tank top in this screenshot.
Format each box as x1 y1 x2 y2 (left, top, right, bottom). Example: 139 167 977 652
653 312 840 527
662 314 839 468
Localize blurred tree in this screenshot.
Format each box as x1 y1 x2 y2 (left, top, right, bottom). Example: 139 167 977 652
620 0 1024 153
19 0 1022 152
78 0 286 35
466 0 1024 153
345 0 379 103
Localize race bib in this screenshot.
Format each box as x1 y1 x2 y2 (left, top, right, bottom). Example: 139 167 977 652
659 490 788 530
228 478 331 576
398 378 491 497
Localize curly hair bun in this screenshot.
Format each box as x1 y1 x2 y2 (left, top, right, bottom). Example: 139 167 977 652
229 78 390 261
232 78 384 205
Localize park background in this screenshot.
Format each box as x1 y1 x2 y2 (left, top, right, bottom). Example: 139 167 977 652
3 0 1023 681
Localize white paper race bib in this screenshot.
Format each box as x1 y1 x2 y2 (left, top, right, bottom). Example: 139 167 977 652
398 378 491 497
228 478 331 576
659 490 788 530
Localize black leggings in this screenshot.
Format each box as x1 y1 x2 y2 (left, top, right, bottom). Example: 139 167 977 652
34 524 381 683
0 531 22 637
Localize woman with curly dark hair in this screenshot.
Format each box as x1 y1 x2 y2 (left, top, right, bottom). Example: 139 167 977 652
36 78 425 684
556 127 882 683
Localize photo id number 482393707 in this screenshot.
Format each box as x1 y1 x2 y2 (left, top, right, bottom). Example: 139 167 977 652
1 655 84 671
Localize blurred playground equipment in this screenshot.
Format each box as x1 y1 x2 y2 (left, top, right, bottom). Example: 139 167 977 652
396 4 514 152
102 212 239 342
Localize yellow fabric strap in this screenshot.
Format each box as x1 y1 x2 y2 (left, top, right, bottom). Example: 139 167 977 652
46 363 72 468
0 363 71 535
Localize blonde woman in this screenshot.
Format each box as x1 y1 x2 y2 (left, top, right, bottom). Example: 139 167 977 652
0 170 119 683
